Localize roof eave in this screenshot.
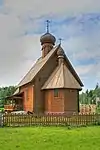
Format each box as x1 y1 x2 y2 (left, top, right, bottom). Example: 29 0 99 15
17 45 60 87
41 87 82 90
64 55 84 87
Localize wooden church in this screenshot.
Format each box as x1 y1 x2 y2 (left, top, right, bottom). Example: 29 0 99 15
5 25 83 115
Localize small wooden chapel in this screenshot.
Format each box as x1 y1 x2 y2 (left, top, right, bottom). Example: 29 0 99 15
5 22 83 115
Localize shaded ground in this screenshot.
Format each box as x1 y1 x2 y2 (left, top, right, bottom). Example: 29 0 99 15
0 126 100 150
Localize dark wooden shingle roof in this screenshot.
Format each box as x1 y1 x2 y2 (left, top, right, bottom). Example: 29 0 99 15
42 63 82 90
18 45 59 87
14 45 83 95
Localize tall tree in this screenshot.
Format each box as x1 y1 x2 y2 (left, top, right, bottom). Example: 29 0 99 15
0 86 16 107
79 83 100 105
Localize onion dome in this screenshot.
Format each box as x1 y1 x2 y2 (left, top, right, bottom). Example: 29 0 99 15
57 47 65 57
40 33 56 45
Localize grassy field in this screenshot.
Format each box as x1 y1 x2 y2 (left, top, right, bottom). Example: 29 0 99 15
0 126 100 150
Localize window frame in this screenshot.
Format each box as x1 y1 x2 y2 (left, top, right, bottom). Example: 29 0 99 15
54 89 59 97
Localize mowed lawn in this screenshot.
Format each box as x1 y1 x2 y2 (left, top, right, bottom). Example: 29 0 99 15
0 126 100 150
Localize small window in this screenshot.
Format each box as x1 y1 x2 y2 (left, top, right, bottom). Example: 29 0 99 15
69 89 74 92
54 89 59 97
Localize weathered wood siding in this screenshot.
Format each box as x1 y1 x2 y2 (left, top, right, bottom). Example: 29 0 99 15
34 53 58 113
64 89 78 115
44 89 64 113
44 89 79 114
20 85 34 112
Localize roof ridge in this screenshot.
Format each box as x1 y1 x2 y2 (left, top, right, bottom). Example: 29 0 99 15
42 61 82 90
18 45 60 87
62 63 65 88
18 59 41 86
55 65 62 87
42 65 60 89
64 55 83 86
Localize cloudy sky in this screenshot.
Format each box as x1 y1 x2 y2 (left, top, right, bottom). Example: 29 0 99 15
0 0 100 92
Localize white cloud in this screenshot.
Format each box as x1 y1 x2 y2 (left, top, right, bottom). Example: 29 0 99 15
75 62 100 84
0 6 42 86
0 13 41 86
0 0 100 89
75 64 93 76
4 0 100 17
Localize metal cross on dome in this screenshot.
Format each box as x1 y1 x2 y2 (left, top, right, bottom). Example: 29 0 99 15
46 20 50 33
59 38 63 45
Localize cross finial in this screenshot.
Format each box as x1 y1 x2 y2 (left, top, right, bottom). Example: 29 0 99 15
59 38 62 45
46 20 50 33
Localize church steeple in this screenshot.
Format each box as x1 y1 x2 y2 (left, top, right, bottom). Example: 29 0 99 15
40 20 56 58
57 46 65 65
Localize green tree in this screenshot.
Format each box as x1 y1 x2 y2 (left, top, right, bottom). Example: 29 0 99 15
0 86 16 107
79 83 100 105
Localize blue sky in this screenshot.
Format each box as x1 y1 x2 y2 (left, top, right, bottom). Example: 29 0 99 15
0 0 3 6
0 0 100 92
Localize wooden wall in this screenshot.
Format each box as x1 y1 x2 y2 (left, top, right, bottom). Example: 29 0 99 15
44 89 79 114
44 89 64 113
20 85 34 112
34 52 58 113
64 89 78 115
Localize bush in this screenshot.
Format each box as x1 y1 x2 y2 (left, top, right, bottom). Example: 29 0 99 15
0 108 4 113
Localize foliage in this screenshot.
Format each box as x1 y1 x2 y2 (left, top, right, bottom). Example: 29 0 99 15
79 83 100 105
0 127 100 150
0 86 16 107
96 106 100 114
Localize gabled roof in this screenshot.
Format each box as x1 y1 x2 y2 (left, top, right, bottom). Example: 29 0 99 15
14 45 83 95
18 45 59 87
64 55 83 86
42 63 82 90
13 88 19 95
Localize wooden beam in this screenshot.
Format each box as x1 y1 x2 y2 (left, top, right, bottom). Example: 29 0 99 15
13 96 23 100
5 96 23 100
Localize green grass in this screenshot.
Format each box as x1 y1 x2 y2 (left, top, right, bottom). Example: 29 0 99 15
0 126 100 150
